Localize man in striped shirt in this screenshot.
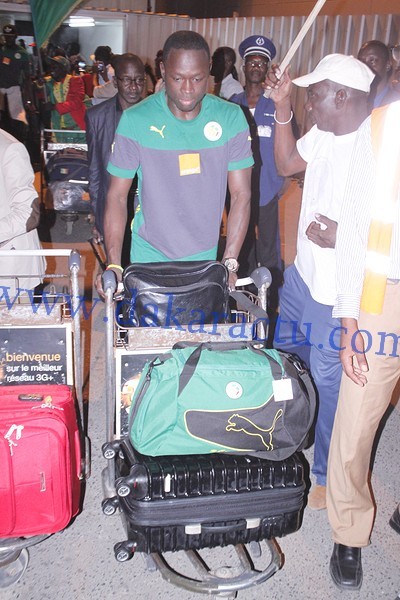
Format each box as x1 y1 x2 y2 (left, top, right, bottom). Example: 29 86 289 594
328 100 400 591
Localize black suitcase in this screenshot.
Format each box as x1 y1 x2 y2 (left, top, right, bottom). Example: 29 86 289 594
112 439 306 556
46 147 89 184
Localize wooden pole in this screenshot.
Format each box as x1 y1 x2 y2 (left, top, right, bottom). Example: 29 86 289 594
264 0 327 97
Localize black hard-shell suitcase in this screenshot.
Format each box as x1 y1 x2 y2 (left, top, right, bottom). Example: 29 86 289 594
113 439 306 556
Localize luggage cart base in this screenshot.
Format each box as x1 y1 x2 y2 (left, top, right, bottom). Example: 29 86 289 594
0 535 50 589
0 548 28 589
125 539 282 598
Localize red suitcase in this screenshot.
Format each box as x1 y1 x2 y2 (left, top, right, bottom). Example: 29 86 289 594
0 384 82 537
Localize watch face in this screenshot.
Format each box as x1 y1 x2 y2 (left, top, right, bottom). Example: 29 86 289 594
224 258 239 272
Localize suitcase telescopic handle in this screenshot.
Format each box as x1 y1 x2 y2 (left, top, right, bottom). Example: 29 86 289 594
200 520 247 534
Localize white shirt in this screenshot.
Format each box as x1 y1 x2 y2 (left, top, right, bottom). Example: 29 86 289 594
220 73 243 100
92 80 117 105
295 125 358 306
333 104 400 319
92 64 117 105
0 129 45 295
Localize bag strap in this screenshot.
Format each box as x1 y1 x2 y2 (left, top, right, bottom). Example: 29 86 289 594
177 342 284 396
297 368 317 426
229 290 269 321
284 353 317 417
250 354 317 460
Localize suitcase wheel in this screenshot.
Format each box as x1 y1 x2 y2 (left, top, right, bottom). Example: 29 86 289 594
102 441 120 460
101 497 120 516
116 481 131 498
114 541 136 562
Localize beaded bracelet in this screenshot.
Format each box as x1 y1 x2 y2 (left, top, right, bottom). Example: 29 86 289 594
273 110 293 125
106 264 123 272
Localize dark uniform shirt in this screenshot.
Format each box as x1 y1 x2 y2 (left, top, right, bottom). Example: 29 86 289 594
0 44 30 89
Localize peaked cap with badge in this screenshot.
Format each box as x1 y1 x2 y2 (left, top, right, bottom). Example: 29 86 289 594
238 35 277 62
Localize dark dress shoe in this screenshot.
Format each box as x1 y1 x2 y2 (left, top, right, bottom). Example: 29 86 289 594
389 504 400 534
329 543 363 591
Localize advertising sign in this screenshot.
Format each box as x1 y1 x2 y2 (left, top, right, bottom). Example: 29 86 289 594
0 327 71 386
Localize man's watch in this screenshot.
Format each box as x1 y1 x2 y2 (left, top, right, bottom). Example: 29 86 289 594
223 257 239 273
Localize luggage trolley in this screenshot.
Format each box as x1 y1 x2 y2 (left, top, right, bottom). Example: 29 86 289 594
40 129 91 235
100 265 307 597
0 250 90 588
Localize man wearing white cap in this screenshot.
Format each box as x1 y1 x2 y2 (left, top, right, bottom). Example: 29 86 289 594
231 35 289 337
266 54 374 511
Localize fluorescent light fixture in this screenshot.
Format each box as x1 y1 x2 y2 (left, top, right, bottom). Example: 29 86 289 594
68 16 95 27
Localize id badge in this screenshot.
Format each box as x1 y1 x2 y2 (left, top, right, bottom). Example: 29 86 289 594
272 378 294 402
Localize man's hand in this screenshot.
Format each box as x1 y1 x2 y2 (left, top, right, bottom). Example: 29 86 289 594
91 224 103 244
339 318 369 386
24 100 36 114
228 271 238 291
95 61 108 81
263 64 292 104
306 213 337 248
95 266 123 301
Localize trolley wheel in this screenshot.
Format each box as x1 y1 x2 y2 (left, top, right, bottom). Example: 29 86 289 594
114 541 136 562
116 482 131 498
102 441 121 460
101 497 119 516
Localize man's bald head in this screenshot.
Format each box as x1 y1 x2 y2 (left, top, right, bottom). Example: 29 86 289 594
114 53 144 78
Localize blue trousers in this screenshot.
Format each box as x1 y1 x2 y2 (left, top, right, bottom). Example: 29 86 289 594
273 264 342 486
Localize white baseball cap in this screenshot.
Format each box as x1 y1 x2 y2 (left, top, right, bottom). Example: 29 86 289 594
292 53 374 93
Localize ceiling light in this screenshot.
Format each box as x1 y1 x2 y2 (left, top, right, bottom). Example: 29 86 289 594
68 16 95 27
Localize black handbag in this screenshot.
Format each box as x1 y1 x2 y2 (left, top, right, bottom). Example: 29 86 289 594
122 260 229 327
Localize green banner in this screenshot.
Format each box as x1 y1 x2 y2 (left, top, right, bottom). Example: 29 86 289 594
30 0 83 48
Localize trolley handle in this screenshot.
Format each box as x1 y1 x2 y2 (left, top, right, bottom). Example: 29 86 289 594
0 249 77 258
68 249 81 271
102 269 117 295
236 267 272 290
103 268 117 451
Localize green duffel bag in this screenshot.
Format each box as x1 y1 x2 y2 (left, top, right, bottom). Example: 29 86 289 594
128 341 316 460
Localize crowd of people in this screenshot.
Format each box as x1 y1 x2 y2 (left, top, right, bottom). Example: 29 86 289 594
1 21 400 594
0 26 163 149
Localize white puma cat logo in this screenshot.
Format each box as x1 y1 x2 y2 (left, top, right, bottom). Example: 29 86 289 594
150 125 166 138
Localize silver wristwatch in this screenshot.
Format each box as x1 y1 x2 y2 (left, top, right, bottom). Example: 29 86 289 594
222 257 239 273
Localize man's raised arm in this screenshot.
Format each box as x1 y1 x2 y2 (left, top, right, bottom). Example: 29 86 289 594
264 66 306 176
